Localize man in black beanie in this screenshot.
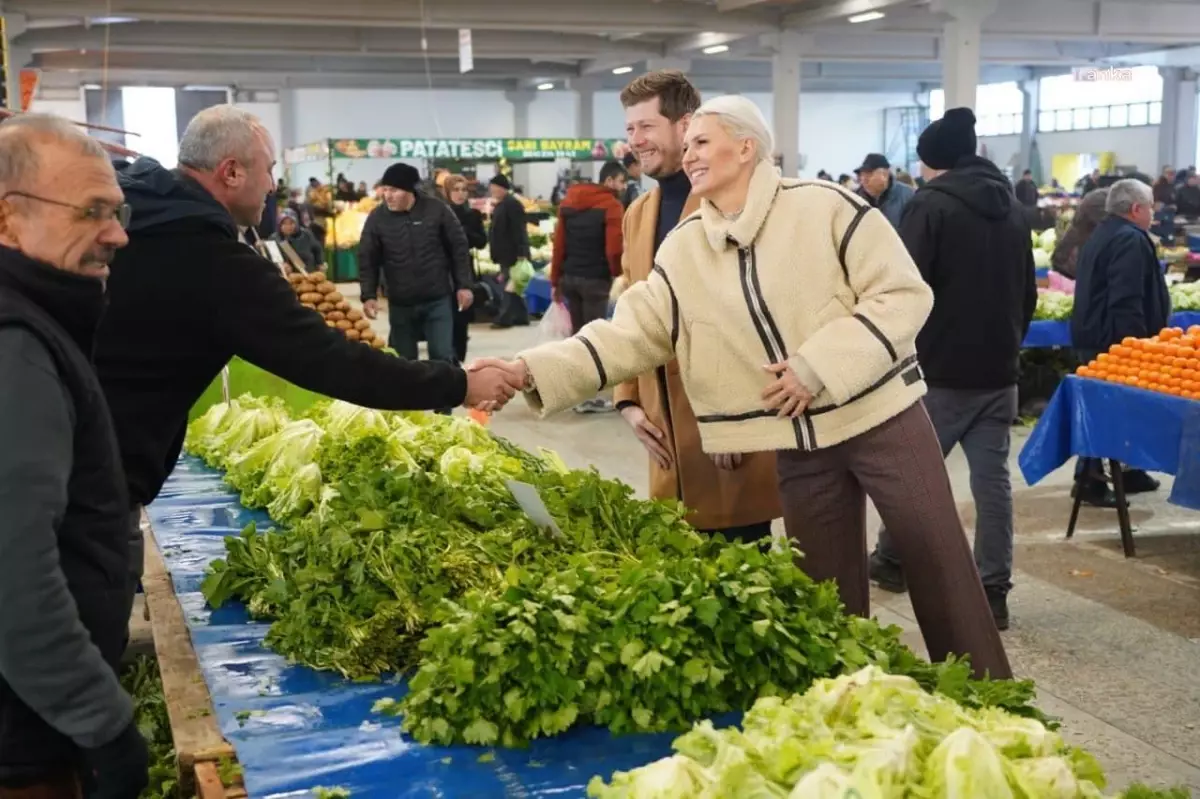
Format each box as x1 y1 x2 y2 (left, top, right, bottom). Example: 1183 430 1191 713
869 107 1037 632
487 173 531 328
359 162 476 372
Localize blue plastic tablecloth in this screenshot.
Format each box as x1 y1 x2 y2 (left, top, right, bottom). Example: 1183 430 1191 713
1021 311 1200 349
1018 376 1200 510
525 274 552 316
147 458 707 799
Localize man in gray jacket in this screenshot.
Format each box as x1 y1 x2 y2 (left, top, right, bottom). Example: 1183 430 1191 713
359 163 474 364
855 153 914 230
0 115 148 799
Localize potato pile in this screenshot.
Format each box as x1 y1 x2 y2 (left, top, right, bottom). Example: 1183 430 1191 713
287 273 383 349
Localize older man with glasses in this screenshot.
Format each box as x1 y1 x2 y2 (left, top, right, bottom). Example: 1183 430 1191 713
0 114 148 799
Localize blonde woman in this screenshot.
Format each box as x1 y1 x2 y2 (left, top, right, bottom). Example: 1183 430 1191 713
477 95 1010 678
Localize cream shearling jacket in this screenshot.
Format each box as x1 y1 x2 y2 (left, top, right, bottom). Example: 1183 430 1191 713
519 160 934 455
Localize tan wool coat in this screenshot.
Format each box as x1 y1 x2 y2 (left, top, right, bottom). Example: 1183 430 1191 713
606 186 781 531
520 160 933 460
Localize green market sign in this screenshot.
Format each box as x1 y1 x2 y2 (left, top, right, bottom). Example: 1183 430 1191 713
326 138 631 161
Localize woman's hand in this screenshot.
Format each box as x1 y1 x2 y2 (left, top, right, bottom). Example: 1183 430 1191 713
466 358 529 412
762 362 814 419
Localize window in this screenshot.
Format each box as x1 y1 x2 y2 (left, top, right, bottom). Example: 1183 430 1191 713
121 86 179 166
1036 65 1164 133
928 82 1024 136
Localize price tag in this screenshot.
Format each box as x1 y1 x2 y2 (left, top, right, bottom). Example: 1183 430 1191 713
505 480 564 540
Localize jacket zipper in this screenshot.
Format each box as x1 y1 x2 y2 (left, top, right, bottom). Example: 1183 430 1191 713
736 246 812 451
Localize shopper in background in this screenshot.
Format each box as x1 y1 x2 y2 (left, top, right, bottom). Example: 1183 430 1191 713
611 69 780 541
1175 171 1200 217
550 159 627 413
838 173 854 190
1051 188 1109 279
1014 168 1039 207
271 208 326 273
867 107 1037 630
95 107 523 609
1071 178 1170 506
0 115 148 799
1152 166 1176 207
855 152 913 229
488 173 531 328
359 162 475 367
442 174 488 363
1078 168 1101 196
481 95 1011 679
622 152 643 208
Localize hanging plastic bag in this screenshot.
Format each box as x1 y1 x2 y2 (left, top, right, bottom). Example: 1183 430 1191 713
506 258 535 295
539 301 574 342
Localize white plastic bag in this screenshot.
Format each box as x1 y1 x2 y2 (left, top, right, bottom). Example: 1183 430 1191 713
540 301 574 342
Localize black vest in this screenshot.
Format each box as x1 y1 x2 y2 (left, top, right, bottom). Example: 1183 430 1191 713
561 206 611 280
0 249 132 754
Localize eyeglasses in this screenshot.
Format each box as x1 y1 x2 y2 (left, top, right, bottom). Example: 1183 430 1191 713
2 191 132 229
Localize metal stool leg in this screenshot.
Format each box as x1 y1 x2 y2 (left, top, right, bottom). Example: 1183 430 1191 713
1066 480 1085 540
1109 459 1136 557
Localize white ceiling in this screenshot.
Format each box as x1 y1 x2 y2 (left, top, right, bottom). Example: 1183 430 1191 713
10 0 1200 95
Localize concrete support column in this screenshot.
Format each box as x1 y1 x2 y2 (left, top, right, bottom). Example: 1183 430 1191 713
572 78 597 179
1158 67 1182 173
1018 78 1039 173
1 13 29 111
505 89 535 192
1174 71 1198 170
767 31 805 177
278 88 298 153
931 0 997 112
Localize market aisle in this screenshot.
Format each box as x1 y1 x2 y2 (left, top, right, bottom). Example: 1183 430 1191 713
450 317 1200 794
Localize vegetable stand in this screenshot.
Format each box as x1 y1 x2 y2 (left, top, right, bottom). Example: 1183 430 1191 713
1019 375 1200 556
143 459 693 798
1023 313 1200 349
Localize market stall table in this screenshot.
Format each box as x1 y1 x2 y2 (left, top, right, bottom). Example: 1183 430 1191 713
1022 311 1200 349
146 458 723 799
1018 375 1200 556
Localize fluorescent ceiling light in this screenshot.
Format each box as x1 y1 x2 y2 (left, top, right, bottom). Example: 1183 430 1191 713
702 44 730 55
848 11 885 23
612 66 633 75
90 16 137 24
537 82 555 91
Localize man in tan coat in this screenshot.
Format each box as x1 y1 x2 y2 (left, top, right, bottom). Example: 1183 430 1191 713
613 70 781 538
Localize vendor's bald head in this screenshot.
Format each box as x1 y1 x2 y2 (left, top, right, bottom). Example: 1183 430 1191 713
0 113 128 281
178 105 276 229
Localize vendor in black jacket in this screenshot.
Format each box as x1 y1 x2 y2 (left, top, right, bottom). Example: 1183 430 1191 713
1071 178 1171 505
94 107 521 601
0 115 148 799
358 163 475 363
488 174 531 328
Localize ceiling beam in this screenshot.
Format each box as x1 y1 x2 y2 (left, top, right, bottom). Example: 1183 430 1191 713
784 0 915 28
716 0 773 10
665 31 749 55
12 0 778 35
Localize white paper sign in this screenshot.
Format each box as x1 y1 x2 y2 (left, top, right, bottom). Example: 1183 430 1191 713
506 480 564 540
459 28 474 74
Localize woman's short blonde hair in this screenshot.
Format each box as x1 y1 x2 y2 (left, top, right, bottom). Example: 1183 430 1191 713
443 174 468 197
690 95 774 163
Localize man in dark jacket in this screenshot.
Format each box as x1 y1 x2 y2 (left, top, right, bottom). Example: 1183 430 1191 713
358 163 474 364
1014 169 1039 207
550 160 627 412
95 107 522 603
855 152 914 229
0 115 148 799
442 174 488 363
622 152 643 208
869 107 1037 630
488 173 530 328
1071 178 1171 505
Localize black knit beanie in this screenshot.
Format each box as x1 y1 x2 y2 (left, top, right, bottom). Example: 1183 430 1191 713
917 107 978 170
380 163 420 192
489 173 512 190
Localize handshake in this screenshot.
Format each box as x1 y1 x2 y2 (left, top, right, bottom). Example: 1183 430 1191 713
462 357 531 412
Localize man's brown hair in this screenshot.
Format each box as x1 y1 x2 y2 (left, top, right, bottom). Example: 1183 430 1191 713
619 70 702 122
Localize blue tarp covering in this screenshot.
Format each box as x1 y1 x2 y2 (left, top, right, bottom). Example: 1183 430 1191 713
1021 311 1200 349
1018 375 1200 510
148 458 705 799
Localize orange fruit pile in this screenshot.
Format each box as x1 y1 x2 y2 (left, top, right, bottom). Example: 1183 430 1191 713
1076 325 1200 399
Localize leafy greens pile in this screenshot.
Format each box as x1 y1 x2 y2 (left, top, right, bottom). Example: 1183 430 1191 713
1034 290 1074 322
189 397 1043 748
121 656 179 799
589 666 1189 799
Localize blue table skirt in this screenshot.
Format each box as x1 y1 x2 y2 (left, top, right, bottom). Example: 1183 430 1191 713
1022 312 1200 350
148 458 714 799
1018 375 1200 510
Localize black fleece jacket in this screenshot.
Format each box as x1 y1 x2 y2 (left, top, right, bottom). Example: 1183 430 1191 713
95 158 468 506
899 156 1038 390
